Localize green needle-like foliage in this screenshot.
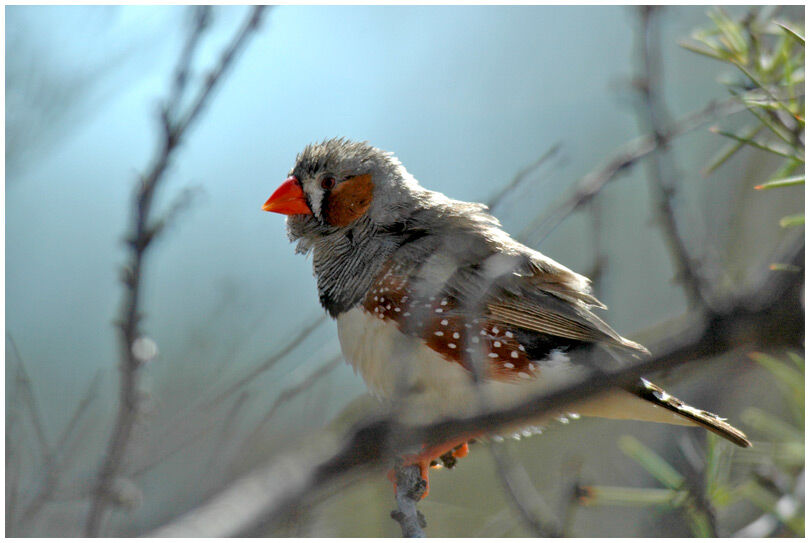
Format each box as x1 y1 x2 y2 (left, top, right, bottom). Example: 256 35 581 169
682 7 805 228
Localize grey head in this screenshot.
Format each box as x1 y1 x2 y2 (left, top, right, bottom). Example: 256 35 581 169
285 138 425 252
277 138 434 315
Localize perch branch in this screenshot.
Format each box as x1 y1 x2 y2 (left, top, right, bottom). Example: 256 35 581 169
148 236 802 537
390 463 427 537
84 7 267 536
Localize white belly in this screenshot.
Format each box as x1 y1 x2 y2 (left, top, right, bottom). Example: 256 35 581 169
336 307 692 428
336 308 579 425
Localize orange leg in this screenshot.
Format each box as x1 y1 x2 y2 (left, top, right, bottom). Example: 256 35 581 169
388 434 480 499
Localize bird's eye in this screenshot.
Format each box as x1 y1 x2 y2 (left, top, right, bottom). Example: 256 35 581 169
321 176 336 190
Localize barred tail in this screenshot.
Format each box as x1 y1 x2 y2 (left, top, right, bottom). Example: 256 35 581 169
636 378 751 448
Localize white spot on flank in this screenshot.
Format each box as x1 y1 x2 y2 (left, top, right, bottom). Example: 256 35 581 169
386 304 391 310
529 363 536 371
448 343 456 349
504 362 515 369
511 351 519 358
373 296 378 301
441 300 448 306
518 372 531 379
505 331 514 338
373 307 379 313
452 332 460 339
488 353 499 358
480 330 487 336
435 308 443 313
440 319 448 326
394 307 401 312
493 341 501 347
492 326 500 334
435 331 444 336
518 345 526 352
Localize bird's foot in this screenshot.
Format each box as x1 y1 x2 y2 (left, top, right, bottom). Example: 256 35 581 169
388 438 476 499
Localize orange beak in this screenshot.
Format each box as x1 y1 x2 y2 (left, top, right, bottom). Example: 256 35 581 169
262 176 312 215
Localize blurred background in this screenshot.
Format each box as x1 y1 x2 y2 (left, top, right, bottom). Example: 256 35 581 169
5 5 804 537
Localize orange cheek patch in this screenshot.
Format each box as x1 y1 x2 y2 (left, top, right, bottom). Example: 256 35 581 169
323 173 374 227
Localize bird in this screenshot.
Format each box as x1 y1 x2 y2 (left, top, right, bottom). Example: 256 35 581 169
263 138 750 495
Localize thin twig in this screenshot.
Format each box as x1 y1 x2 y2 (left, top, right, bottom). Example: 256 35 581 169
488 441 562 536
585 197 607 292
486 144 562 212
204 390 251 475
242 355 343 447
173 6 266 137
204 314 328 409
143 313 327 451
7 334 52 465
18 372 102 528
133 355 341 479
6 357 23 535
164 7 211 120
518 96 747 246
635 6 711 309
84 7 267 536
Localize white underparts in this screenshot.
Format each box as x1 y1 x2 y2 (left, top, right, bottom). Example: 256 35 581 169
335 307 695 428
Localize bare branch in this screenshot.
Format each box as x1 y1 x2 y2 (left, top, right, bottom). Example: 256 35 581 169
486 144 562 212
164 7 211 121
205 390 251 474
390 464 427 537
55 372 103 456
634 6 712 309
519 96 746 246
174 7 267 137
7 334 52 465
242 355 343 447
585 197 607 291
18 372 102 528
488 441 562 536
204 314 328 408
85 7 267 536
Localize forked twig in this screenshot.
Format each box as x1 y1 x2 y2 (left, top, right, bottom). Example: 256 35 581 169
84 7 267 536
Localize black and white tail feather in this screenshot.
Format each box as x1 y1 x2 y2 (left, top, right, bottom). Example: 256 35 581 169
635 378 751 447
